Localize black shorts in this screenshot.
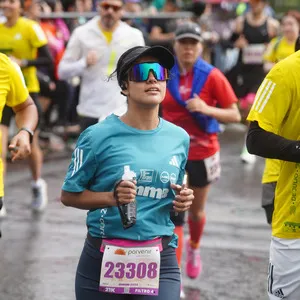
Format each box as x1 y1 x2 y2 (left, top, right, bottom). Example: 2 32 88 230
1 93 42 128
262 182 276 225
186 160 211 188
170 159 213 227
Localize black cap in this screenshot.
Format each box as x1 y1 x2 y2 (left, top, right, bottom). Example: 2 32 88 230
175 22 202 42
115 46 175 89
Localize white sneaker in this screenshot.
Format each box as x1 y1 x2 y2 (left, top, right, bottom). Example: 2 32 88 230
31 179 48 212
240 146 256 164
180 285 186 299
0 202 7 218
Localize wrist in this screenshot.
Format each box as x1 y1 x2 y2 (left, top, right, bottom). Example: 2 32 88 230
107 192 117 207
21 59 29 67
18 127 34 143
203 105 213 117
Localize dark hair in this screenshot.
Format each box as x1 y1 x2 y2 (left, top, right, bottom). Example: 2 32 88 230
187 1 206 18
285 10 300 27
109 46 142 91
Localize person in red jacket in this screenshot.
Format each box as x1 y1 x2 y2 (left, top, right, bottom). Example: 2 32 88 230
161 22 241 287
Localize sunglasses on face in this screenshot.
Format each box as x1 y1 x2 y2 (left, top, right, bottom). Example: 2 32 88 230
129 62 169 82
100 3 122 12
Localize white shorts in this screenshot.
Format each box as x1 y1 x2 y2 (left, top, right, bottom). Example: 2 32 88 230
268 236 300 299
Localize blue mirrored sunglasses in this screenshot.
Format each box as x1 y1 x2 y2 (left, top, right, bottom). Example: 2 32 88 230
129 62 169 82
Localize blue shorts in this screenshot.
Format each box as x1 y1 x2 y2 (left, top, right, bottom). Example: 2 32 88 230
75 239 181 300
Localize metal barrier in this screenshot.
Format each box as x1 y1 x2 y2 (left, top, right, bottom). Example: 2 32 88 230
39 11 193 20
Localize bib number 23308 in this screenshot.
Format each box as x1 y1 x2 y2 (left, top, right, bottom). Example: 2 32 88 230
99 245 161 296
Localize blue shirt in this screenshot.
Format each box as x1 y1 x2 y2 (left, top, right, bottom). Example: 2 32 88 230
62 114 190 247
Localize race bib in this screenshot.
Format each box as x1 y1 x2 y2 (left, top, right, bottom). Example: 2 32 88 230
99 243 161 296
204 152 221 182
242 44 266 65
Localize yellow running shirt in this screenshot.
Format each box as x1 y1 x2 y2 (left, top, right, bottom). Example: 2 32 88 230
247 50 300 238
262 37 296 184
0 53 29 196
264 36 295 63
0 17 47 93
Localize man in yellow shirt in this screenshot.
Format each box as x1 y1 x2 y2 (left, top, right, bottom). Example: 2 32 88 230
247 43 300 299
0 0 53 214
0 53 38 237
260 15 300 224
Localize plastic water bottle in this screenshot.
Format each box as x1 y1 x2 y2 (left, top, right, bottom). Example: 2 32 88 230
118 166 137 229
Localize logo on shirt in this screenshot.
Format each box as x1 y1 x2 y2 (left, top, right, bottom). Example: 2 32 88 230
139 169 154 183
170 173 177 184
169 156 180 168
14 33 22 40
136 185 169 200
71 148 83 176
252 79 276 113
160 171 170 183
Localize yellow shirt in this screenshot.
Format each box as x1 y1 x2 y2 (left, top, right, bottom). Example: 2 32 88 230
0 17 47 93
102 30 113 44
0 53 29 196
247 51 300 238
262 36 296 184
264 36 295 63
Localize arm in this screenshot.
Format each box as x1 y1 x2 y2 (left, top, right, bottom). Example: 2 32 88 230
6 59 38 161
149 26 175 41
186 69 241 123
263 38 277 72
9 96 38 161
13 97 38 131
61 179 137 209
247 121 300 162
267 18 280 39
58 29 87 80
22 45 53 67
61 190 115 209
202 103 241 123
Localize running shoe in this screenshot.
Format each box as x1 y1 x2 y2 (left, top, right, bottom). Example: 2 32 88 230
240 145 256 164
186 239 202 279
31 179 48 212
180 270 186 299
0 198 7 218
180 285 186 299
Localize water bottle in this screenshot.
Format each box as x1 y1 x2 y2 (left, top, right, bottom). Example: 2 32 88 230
117 166 137 229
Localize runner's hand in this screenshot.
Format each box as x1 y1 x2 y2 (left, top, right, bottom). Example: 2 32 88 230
186 94 210 115
8 131 31 162
234 35 248 49
86 50 98 66
115 180 137 205
171 183 194 212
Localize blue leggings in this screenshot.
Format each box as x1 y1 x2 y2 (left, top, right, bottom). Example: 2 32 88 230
75 239 180 300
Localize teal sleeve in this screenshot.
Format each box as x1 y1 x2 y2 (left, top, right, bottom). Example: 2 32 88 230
62 130 97 192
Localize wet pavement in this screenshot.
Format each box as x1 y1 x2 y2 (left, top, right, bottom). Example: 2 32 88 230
0 124 271 300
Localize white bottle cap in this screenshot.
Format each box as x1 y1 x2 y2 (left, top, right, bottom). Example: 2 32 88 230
122 165 136 181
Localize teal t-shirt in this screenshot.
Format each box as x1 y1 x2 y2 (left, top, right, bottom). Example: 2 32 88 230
62 114 190 247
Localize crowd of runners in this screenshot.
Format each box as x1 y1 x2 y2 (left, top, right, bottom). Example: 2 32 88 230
1 0 300 299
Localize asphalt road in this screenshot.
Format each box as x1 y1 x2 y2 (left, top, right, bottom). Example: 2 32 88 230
0 124 271 300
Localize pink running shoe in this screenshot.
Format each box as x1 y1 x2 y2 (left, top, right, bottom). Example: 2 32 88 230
186 240 202 279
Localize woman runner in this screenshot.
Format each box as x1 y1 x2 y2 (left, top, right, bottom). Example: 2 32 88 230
61 45 194 300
